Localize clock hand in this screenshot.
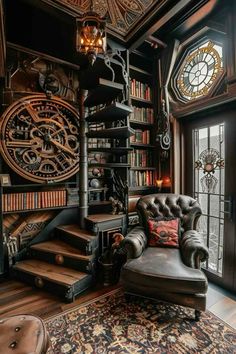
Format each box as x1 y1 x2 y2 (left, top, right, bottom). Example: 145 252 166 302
19 115 45 138
24 104 41 123
6 140 35 148
49 138 79 159
6 138 42 149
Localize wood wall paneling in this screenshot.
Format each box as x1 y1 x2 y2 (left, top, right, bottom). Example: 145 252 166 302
0 0 6 78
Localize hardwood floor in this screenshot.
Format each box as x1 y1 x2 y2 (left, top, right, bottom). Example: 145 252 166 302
0 279 235 329
0 278 119 319
206 283 236 329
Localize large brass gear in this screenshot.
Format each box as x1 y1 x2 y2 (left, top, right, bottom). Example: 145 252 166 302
0 94 80 183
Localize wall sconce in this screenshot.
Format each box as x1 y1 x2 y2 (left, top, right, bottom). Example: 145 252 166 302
76 11 107 66
156 179 163 192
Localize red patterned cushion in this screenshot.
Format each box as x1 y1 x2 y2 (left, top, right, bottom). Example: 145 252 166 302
148 218 180 248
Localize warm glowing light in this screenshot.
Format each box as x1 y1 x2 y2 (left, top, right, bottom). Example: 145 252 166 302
76 12 107 65
162 176 171 187
156 179 163 189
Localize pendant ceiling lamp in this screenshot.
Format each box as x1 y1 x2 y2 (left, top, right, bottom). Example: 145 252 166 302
76 4 107 66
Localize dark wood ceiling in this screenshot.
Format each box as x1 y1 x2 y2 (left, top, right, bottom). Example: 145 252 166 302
51 0 157 37
4 0 220 66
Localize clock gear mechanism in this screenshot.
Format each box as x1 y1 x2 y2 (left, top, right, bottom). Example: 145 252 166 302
0 95 80 183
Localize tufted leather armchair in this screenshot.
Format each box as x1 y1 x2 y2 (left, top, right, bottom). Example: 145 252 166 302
0 314 51 354
121 193 209 320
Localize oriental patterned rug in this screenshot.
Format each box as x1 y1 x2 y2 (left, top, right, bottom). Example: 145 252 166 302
45 289 236 354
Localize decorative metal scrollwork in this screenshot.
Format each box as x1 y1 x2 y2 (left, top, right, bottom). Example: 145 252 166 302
112 170 128 215
104 49 129 102
156 99 171 150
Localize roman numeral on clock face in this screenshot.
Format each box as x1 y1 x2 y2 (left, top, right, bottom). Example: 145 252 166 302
183 76 189 86
208 62 215 71
187 85 194 94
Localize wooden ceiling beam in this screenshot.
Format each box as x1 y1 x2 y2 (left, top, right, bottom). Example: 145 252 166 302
169 0 219 37
145 35 167 49
128 0 209 50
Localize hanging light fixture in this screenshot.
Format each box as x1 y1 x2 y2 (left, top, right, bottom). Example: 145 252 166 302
76 10 107 66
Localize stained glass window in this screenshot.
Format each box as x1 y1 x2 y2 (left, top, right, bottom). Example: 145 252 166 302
193 123 224 275
176 40 223 101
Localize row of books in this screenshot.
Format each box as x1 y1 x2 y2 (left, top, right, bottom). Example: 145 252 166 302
130 106 154 124
89 122 105 131
88 138 111 149
130 79 152 101
2 190 67 212
130 170 156 187
128 150 153 167
130 129 150 144
87 104 104 115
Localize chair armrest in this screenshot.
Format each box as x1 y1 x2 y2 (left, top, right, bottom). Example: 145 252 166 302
180 230 209 269
123 226 148 259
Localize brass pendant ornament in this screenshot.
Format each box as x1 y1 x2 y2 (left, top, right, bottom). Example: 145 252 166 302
0 95 80 183
177 41 223 101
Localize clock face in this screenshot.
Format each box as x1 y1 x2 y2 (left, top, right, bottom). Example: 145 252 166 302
0 95 80 183
177 41 223 101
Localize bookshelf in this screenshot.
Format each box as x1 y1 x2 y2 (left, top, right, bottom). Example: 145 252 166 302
128 50 157 193
0 182 77 274
0 183 80 213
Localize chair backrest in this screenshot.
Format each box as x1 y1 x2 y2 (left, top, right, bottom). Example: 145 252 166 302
136 193 202 234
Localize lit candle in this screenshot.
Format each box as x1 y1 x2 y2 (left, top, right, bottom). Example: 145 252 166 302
156 179 163 189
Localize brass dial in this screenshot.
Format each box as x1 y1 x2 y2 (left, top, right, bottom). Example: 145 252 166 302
177 41 223 100
0 95 80 183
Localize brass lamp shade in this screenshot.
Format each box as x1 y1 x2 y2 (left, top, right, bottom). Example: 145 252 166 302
76 12 107 65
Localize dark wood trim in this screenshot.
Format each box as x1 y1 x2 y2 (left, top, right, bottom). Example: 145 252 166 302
39 0 124 42
146 35 167 49
227 75 236 85
226 2 236 80
169 0 220 38
172 90 236 119
41 0 79 18
131 50 151 61
128 0 209 50
176 25 225 54
0 0 6 78
27 0 214 51
125 0 171 44
7 42 81 70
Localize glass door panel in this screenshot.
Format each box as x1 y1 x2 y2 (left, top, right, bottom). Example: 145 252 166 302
193 123 224 276
183 110 236 292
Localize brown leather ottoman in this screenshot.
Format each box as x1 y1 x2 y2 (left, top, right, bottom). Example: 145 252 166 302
0 314 51 354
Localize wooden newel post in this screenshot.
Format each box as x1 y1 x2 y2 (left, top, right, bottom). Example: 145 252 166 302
78 89 88 229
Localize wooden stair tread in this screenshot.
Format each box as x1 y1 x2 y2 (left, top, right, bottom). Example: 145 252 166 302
86 102 133 122
86 213 125 223
30 240 93 261
84 78 124 107
13 260 88 286
87 126 135 139
56 225 96 241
